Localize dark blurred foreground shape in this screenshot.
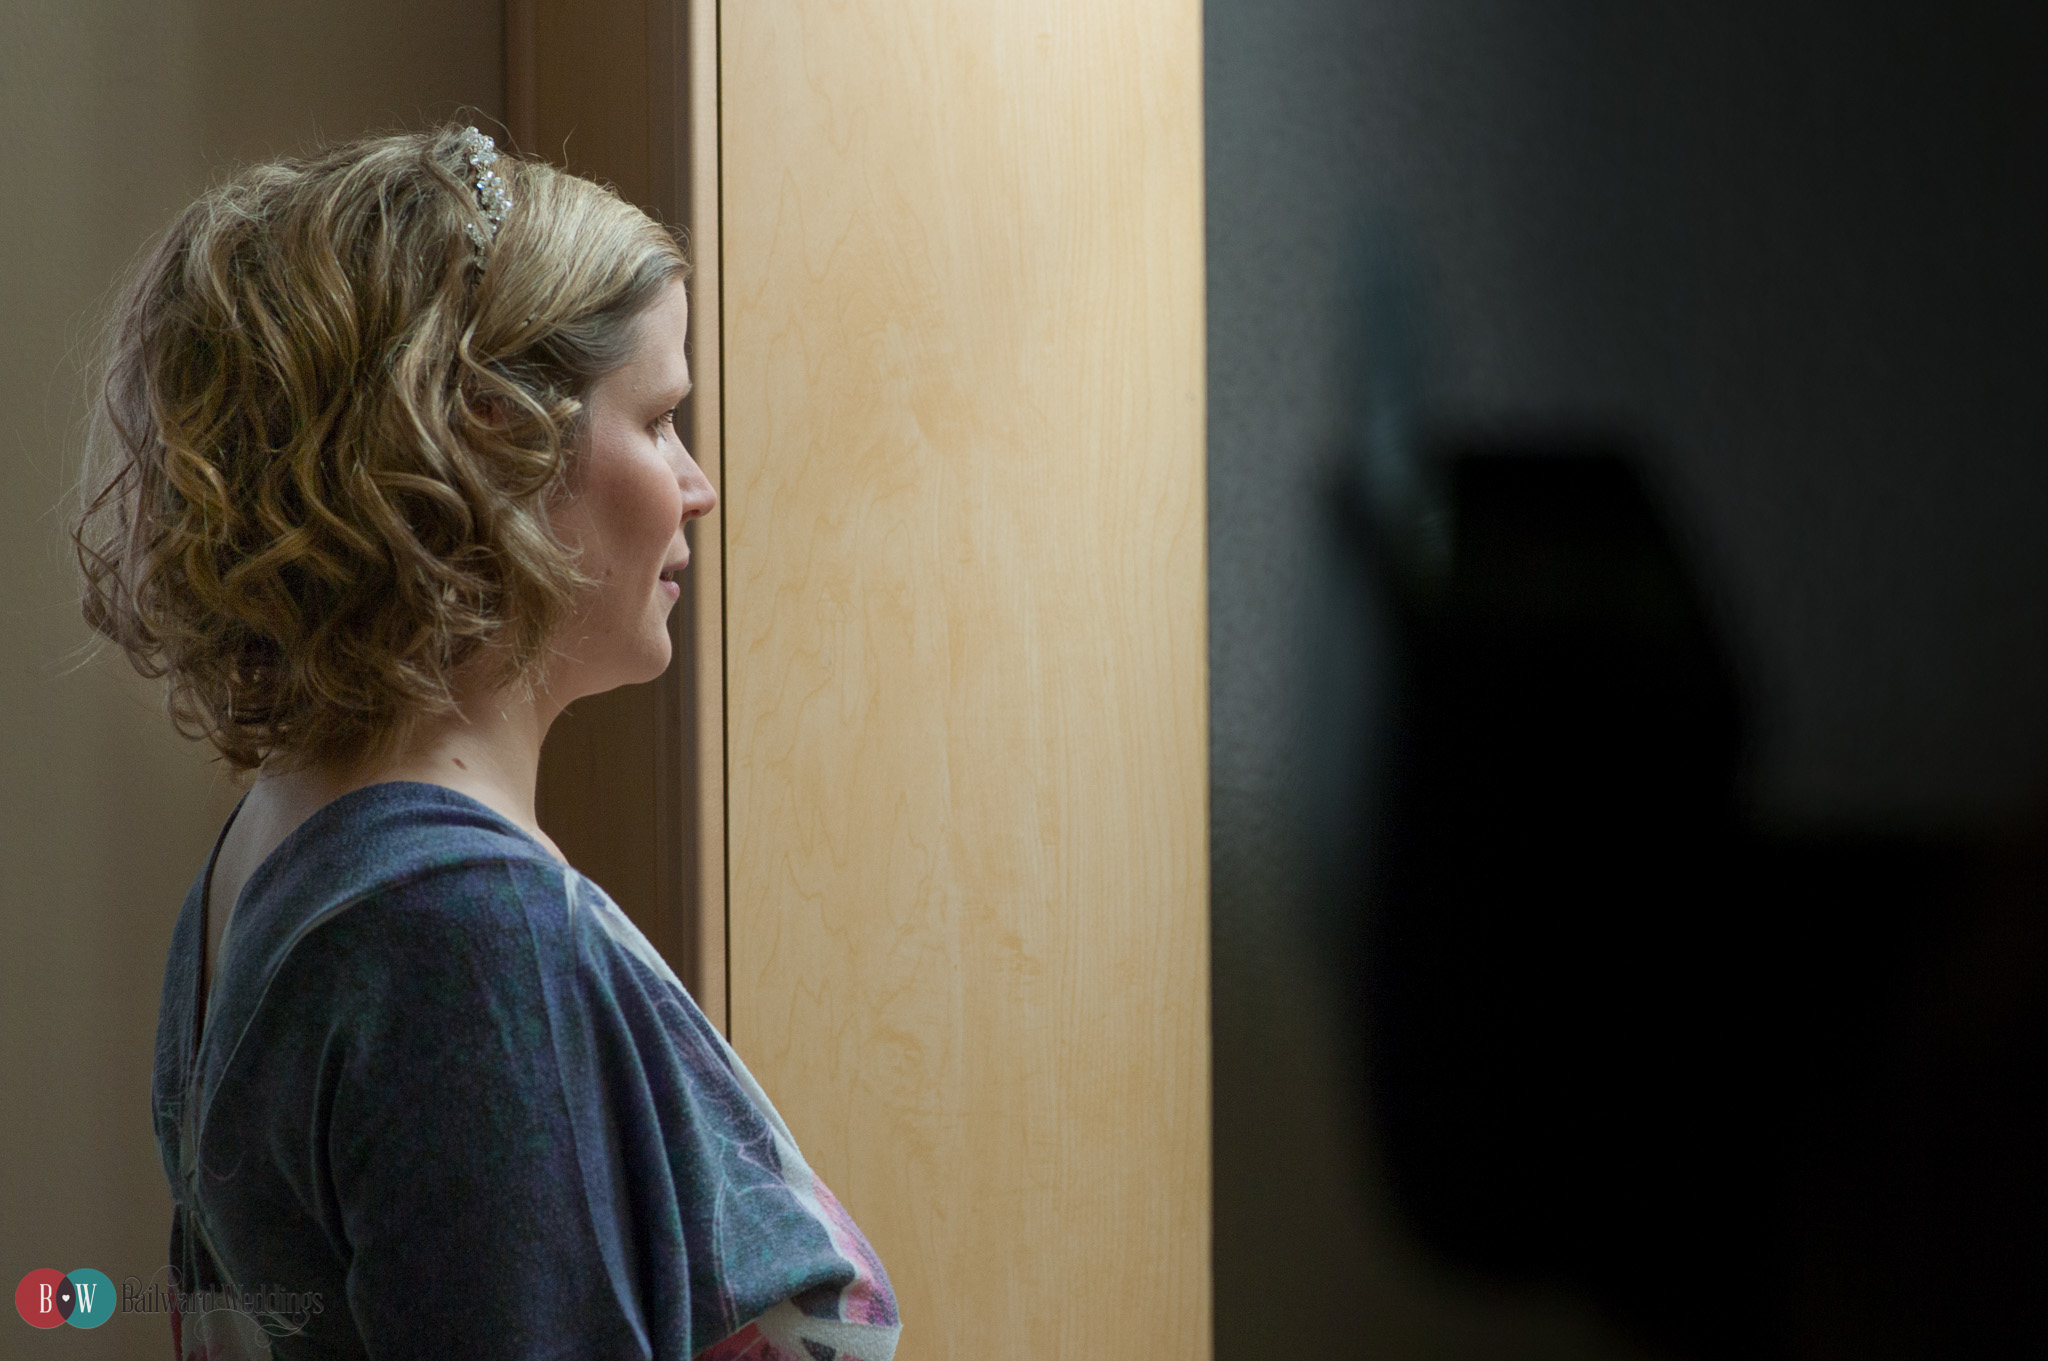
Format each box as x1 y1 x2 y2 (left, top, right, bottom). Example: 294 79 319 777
1207 0 2048 1353
1317 439 2048 1359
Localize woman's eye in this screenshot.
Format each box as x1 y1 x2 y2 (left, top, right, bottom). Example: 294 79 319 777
654 406 679 434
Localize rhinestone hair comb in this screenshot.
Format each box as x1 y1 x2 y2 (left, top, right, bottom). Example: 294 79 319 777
457 127 513 259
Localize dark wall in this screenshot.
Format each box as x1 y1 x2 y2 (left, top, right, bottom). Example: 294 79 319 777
1210 0 2048 836
1206 1 2048 1356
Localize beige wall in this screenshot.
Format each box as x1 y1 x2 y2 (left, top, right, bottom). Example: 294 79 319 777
0 3 498 1352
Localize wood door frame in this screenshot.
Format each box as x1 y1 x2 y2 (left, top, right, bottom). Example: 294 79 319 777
506 0 728 1030
678 0 727 1032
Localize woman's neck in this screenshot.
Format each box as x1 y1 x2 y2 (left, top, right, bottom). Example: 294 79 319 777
202 674 571 1006
257 677 566 860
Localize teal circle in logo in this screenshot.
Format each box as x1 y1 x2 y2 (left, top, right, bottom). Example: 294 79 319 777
63 1270 115 1329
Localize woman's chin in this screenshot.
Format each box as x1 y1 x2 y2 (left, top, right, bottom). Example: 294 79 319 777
634 630 676 682
555 637 674 702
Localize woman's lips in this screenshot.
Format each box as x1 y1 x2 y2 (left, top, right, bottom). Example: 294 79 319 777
659 556 689 599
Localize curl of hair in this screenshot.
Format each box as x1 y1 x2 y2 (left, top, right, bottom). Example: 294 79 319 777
73 125 688 771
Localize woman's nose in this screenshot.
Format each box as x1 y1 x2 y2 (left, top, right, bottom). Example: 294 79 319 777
678 447 718 521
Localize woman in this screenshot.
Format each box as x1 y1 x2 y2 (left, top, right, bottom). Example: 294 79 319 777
73 126 899 1361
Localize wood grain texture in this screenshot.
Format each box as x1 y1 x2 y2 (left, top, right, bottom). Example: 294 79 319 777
719 3 1211 1355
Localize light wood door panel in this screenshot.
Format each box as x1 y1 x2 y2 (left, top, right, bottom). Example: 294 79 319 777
719 3 1211 1356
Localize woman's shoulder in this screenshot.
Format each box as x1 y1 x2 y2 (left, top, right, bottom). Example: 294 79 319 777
201 784 577 1037
260 779 562 905
251 782 555 934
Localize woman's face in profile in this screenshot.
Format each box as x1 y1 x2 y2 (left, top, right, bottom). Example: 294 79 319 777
549 280 716 699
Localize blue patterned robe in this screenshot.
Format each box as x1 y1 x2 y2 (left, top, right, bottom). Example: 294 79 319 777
151 782 899 1360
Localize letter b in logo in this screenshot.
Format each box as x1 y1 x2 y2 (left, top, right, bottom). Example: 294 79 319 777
15 1268 115 1330
14 1269 65 1329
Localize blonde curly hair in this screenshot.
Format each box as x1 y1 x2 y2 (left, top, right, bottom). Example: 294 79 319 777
73 125 688 772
